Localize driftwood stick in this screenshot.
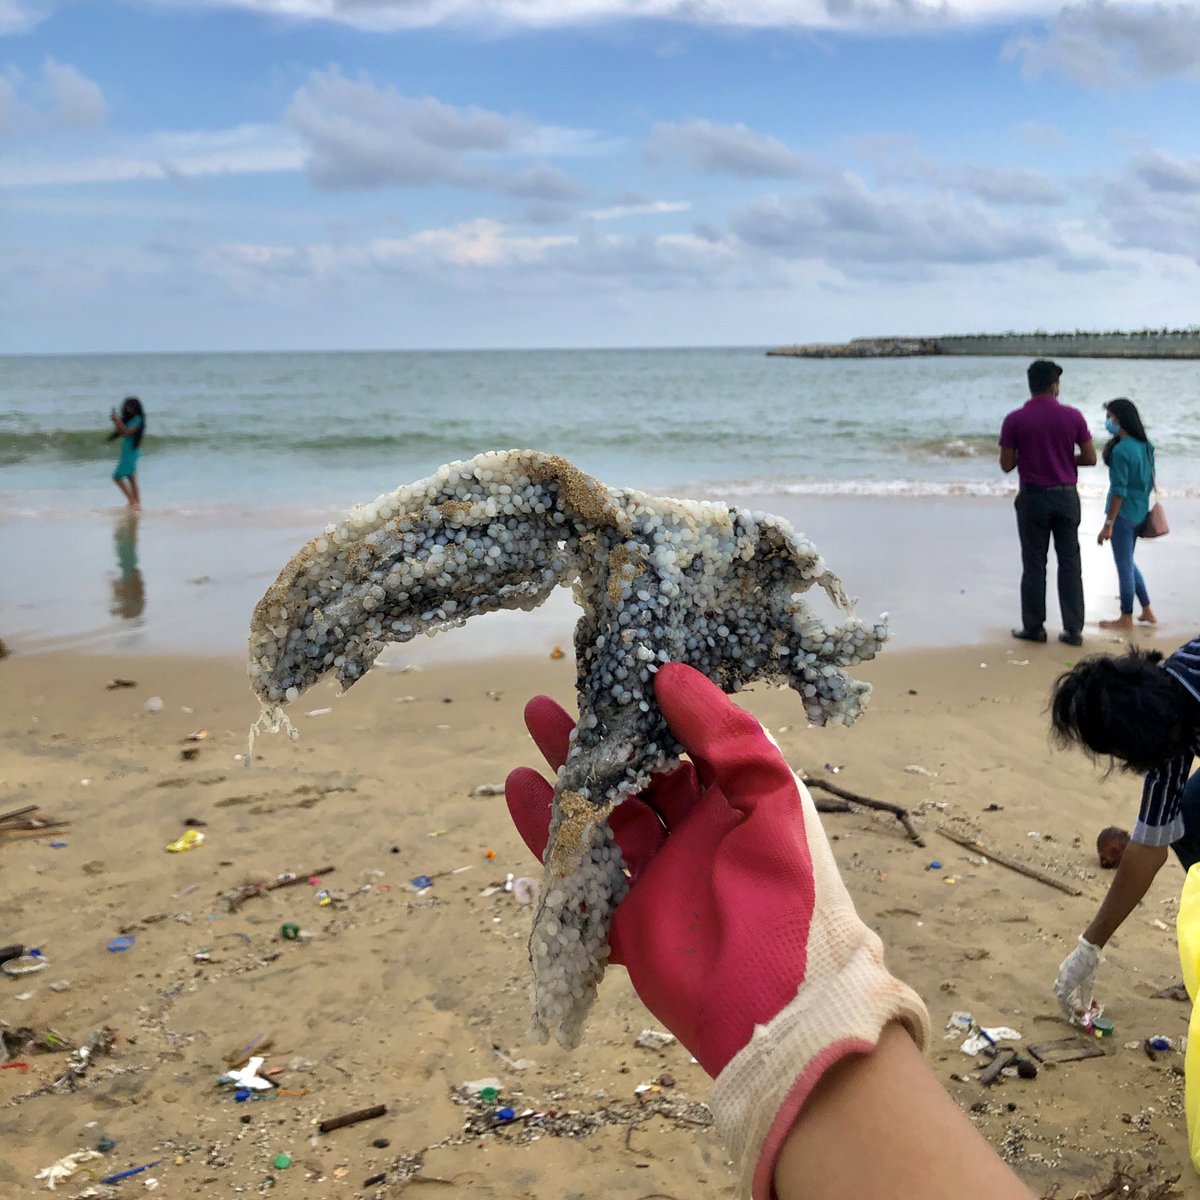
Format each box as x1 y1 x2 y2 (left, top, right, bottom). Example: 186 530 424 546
814 797 853 814
0 823 71 842
935 828 1083 897
318 1103 387 1133
801 776 926 847
979 1049 1016 1086
0 805 38 826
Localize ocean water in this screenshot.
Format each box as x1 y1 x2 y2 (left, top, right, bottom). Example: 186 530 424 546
3 347 1199 516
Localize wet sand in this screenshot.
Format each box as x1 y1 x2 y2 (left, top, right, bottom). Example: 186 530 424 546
4 493 1198 659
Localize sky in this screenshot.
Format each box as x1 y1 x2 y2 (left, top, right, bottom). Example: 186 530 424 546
1 0 1198 352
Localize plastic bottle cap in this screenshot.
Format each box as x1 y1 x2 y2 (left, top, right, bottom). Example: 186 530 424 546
273 1153 292 1170
281 923 301 941
496 1107 516 1122
479 1086 500 1102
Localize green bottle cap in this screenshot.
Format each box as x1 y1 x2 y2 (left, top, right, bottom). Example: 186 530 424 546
479 1086 500 1102
280 923 301 941
273 1153 292 1169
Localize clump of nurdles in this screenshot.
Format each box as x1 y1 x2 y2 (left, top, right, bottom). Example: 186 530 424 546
247 450 886 1046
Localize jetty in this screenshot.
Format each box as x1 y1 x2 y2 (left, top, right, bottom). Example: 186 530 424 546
767 329 1200 360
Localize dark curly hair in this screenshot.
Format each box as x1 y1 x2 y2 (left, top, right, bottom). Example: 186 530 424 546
1050 647 1194 773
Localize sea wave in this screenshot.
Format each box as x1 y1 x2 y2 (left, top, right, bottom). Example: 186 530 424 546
699 476 1200 501
906 435 998 460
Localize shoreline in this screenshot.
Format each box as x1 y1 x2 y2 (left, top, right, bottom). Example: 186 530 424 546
4 493 1198 661
2 640 1195 1195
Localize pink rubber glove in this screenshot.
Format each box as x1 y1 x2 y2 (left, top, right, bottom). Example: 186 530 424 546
506 663 930 1199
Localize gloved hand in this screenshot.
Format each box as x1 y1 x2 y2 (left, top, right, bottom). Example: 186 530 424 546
505 663 930 1199
1054 935 1102 1025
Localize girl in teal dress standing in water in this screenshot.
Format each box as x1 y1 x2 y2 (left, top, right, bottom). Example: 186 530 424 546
108 396 146 509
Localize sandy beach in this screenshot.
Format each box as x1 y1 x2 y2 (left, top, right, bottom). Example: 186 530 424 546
2 633 1197 1198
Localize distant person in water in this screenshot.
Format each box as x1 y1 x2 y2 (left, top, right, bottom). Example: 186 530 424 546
108 396 145 508
1096 397 1157 631
998 360 1096 647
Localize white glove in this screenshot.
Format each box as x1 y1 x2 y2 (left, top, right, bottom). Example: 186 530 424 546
1054 935 1102 1024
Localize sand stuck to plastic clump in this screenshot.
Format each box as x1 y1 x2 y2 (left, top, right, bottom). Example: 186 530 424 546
247 449 885 1046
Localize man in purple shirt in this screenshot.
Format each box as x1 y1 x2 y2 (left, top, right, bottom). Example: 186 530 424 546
999 360 1096 646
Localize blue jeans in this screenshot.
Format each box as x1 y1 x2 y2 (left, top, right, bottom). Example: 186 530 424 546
1110 514 1150 615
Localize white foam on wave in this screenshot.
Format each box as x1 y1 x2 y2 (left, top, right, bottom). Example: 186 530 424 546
700 477 1200 501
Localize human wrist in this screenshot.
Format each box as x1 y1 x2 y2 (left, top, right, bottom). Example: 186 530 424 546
710 931 929 1199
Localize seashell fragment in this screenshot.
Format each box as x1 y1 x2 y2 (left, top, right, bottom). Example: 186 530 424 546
247 450 886 1046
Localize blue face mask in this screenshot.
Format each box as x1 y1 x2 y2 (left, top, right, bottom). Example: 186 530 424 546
1105 417 1120 436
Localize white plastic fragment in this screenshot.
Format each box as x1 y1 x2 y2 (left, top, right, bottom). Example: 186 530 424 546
635 1029 677 1050
144 696 164 714
225 1056 272 1090
305 708 333 718
960 1027 1022 1056
35 1150 103 1190
904 764 938 777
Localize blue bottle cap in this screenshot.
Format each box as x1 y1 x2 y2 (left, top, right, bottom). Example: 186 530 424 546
496 1107 516 1121
235 1087 253 1102
411 875 433 889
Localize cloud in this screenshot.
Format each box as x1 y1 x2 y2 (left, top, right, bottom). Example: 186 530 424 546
1006 1 1200 87
198 216 755 301
501 164 583 201
19 0 1176 34
285 69 518 190
647 119 819 179
0 57 106 137
584 199 691 220
732 176 1063 271
876 157 1067 205
1099 166 1200 260
0 0 52 35
284 68 585 200
1133 149 1200 194
0 124 303 186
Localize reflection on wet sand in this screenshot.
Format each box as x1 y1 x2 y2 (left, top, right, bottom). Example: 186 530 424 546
111 512 146 621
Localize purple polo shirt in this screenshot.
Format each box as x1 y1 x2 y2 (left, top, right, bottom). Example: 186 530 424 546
999 394 1093 487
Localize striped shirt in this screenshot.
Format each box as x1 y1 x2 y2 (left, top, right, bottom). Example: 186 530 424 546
1133 636 1200 846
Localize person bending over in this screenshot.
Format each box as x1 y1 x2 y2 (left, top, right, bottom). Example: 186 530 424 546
1051 636 1200 1023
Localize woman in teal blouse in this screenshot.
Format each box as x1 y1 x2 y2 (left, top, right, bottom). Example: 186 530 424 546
1097 397 1156 631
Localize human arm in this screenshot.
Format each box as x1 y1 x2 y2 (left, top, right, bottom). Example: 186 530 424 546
507 667 1031 1200
1098 494 1123 545
774 1022 1032 1200
1076 440 1097 468
1083 839 1169 946
1055 755 1189 1022
110 409 130 436
998 414 1018 474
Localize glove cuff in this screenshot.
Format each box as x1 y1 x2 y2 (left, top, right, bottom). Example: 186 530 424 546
710 935 930 1200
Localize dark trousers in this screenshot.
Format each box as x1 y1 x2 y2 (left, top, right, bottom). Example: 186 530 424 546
1014 486 1084 636
1171 769 1200 870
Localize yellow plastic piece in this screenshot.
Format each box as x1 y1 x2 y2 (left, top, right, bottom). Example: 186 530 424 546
165 829 205 853
1176 864 1200 1175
